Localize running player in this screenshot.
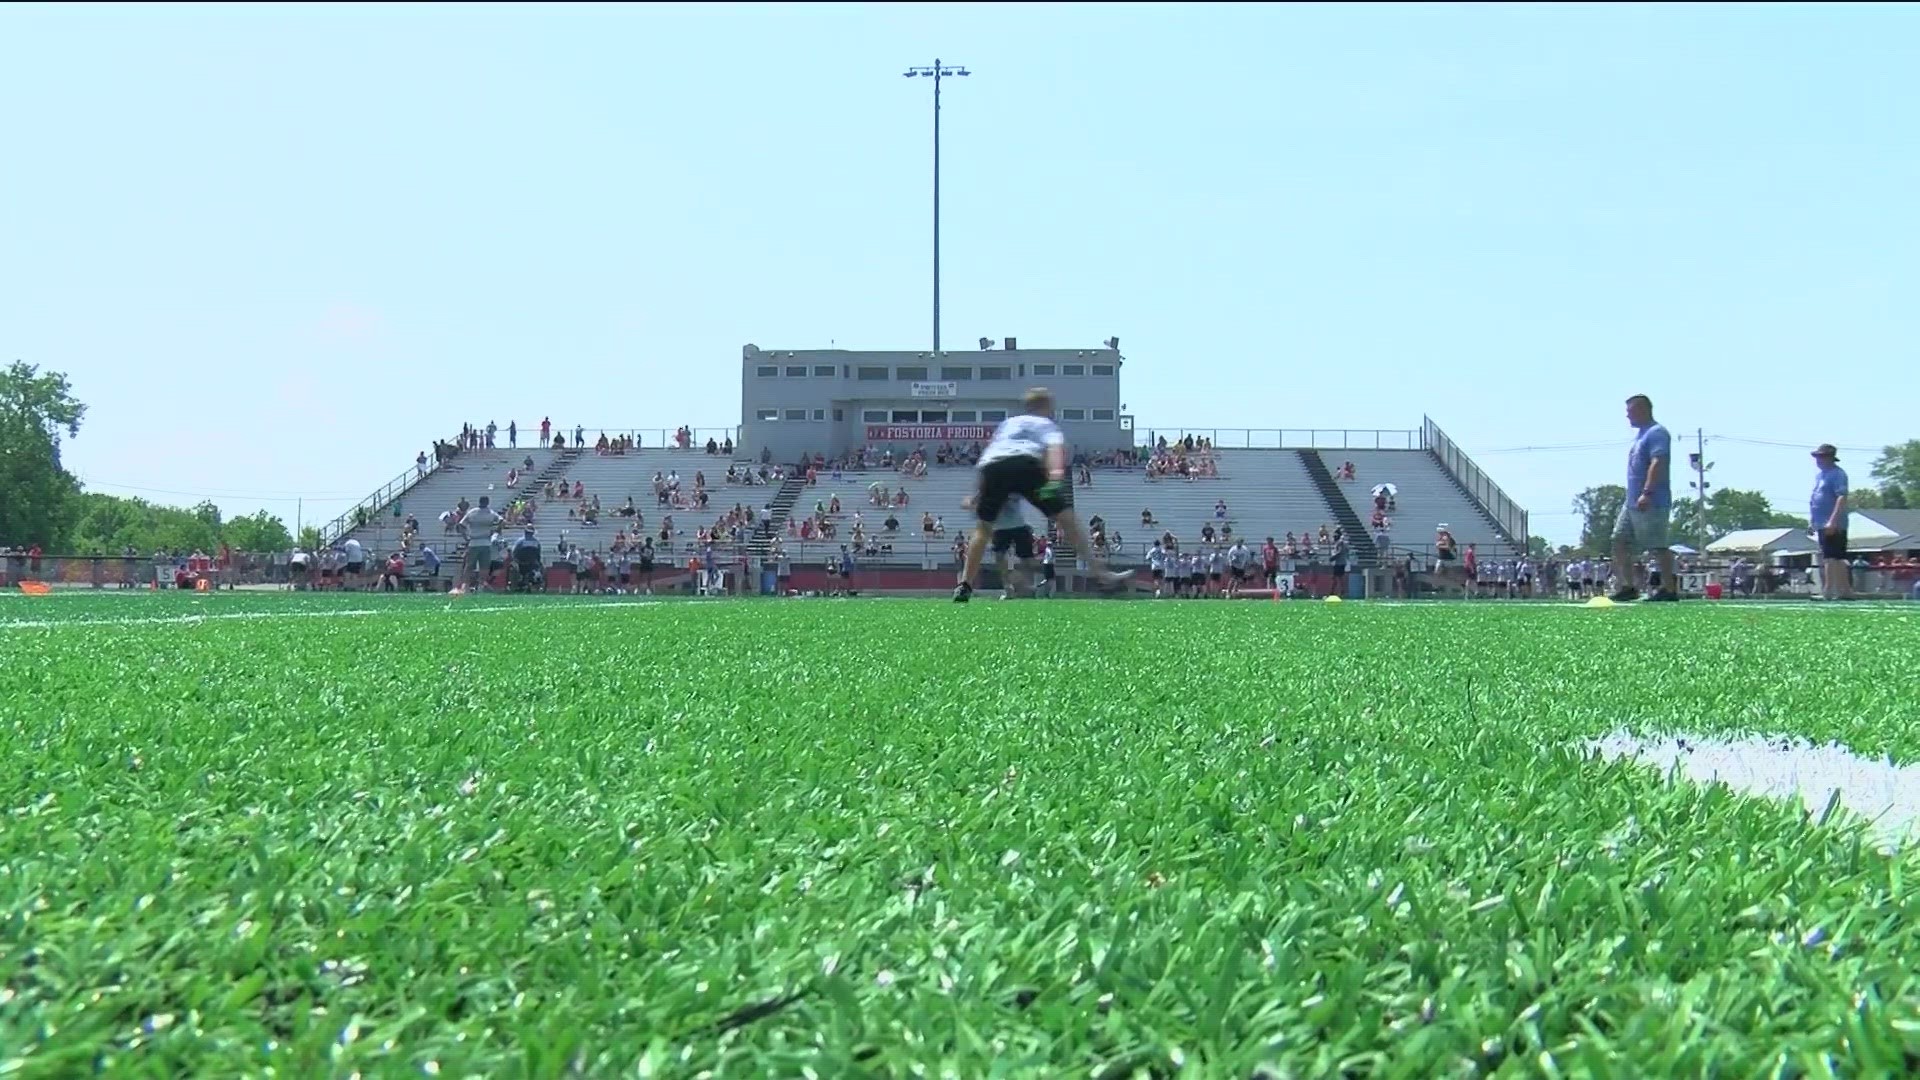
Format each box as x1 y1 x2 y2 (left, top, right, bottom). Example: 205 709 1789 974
963 492 1037 598
954 389 1127 602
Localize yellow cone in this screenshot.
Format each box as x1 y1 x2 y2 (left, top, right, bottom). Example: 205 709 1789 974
1585 595 1615 608
1324 595 1343 604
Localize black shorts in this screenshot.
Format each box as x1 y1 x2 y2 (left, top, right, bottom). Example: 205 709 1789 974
1151 568 1164 580
345 562 365 575
992 526 1035 559
974 455 1071 523
1232 568 1247 581
1818 529 1849 561
1042 563 1056 580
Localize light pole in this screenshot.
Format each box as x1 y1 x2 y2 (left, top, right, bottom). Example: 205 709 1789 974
903 59 969 355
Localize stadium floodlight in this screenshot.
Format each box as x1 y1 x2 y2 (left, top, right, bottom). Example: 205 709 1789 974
903 59 970 355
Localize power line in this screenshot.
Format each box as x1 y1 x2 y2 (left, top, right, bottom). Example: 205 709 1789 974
1706 435 1886 454
76 479 364 504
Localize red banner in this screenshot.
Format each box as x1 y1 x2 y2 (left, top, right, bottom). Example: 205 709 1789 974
865 424 993 442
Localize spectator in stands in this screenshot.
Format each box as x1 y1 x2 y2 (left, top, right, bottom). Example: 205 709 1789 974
553 433 566 450
1141 508 1155 527
416 451 429 479
508 420 517 448
705 437 719 455
540 417 551 447
573 425 583 447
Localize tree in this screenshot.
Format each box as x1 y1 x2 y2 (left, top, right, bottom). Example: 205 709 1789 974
1573 485 1627 552
1669 487 1805 550
298 526 323 552
224 510 293 553
1869 440 1920 493
1527 536 1551 558
0 362 86 547
1851 484 1908 511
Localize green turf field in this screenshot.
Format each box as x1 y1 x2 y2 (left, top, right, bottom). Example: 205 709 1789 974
3 592 1919 1076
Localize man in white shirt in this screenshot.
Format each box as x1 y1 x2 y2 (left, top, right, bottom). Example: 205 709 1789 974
954 388 1127 602
1227 539 1252 598
1147 541 1168 597
341 537 366 590
455 495 504 594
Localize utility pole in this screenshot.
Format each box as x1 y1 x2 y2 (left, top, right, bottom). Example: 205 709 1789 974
1687 429 1713 549
903 59 970 355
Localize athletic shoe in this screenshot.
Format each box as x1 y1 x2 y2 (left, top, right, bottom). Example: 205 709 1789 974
953 582 973 603
1644 590 1681 602
1608 586 1642 602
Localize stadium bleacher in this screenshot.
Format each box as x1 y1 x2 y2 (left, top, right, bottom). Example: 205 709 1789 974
331 448 562 559
325 431 1526 579
1071 451 1335 558
1322 449 1521 557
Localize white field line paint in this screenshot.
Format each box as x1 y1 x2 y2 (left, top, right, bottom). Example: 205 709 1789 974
1587 731 1920 850
0 599 665 632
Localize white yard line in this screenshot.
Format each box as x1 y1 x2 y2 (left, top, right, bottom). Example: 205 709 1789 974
0 598 663 631
1585 731 1920 850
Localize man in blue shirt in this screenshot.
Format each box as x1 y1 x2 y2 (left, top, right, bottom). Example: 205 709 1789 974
1612 394 1678 602
1809 443 1851 600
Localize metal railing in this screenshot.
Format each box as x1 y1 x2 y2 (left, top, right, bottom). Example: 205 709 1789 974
1420 417 1529 545
1133 428 1421 451
544 427 742 451
322 436 460 547
324 426 745 546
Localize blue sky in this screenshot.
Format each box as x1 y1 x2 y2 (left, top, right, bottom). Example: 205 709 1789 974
3 2 1914 544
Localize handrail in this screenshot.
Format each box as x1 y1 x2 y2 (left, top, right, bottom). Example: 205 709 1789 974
1420 417 1530 545
321 436 459 547
1133 428 1421 451
537 427 741 450
324 426 743 546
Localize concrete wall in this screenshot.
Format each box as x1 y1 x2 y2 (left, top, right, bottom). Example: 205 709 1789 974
739 344 1129 463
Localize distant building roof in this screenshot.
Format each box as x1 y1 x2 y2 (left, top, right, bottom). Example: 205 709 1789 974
1853 509 1920 539
1706 527 1812 554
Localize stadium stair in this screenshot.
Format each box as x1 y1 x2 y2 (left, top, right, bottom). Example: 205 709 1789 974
761 475 808 544
1323 449 1520 557
1300 451 1378 566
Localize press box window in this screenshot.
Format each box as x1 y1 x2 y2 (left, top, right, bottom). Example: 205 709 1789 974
1092 364 1115 376
1061 408 1086 421
814 409 827 421
857 366 889 381
832 409 844 421
1062 364 1085 376
756 365 779 378
891 410 918 423
897 366 929 381
1031 364 1056 376
981 410 1007 422
919 410 947 423
1092 408 1115 421
980 365 1011 380
756 408 780 421
814 365 836 377
862 409 887 422
785 409 807 421
950 410 977 422
940 366 972 381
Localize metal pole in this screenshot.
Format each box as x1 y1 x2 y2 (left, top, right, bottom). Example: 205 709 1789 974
1694 428 1710 546
933 60 941 355
904 60 968 357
